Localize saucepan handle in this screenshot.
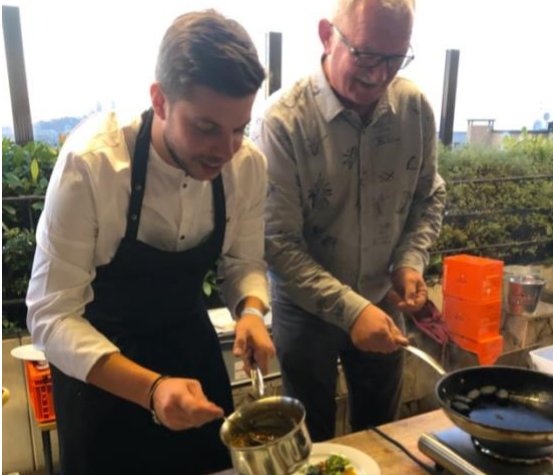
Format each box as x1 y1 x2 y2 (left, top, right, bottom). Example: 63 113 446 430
249 359 265 399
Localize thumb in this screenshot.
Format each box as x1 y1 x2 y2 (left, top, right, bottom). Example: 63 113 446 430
390 322 409 346
402 280 418 305
232 328 247 358
387 289 403 306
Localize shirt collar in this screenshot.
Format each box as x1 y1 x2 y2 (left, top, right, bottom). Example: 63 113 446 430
311 59 398 125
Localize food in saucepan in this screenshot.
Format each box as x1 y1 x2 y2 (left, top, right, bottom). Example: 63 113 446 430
227 425 290 447
302 454 357 475
226 415 296 448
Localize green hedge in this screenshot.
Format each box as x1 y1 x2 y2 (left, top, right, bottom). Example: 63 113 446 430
3 134 553 329
427 133 553 276
2 138 58 331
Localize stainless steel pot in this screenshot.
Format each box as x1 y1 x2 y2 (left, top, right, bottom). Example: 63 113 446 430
220 396 312 475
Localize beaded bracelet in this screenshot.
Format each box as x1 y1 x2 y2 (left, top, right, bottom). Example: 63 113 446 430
148 375 171 425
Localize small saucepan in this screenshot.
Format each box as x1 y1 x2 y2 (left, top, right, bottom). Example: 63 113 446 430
220 396 312 475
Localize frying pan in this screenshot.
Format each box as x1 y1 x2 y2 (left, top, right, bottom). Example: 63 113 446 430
405 346 553 459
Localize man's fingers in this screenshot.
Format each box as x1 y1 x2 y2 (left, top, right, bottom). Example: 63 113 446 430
252 349 269 374
232 331 246 358
387 289 403 306
403 280 419 305
157 379 226 430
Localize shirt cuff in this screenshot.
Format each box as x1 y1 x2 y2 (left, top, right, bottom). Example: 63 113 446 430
221 272 270 320
42 316 120 382
392 252 426 276
341 289 372 331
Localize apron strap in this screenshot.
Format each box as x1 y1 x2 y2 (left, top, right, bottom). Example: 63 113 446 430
125 108 154 240
212 174 226 241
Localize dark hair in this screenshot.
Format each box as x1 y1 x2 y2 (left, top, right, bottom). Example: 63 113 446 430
155 10 266 101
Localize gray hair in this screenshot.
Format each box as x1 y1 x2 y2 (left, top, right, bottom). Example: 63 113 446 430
155 10 266 101
329 0 415 23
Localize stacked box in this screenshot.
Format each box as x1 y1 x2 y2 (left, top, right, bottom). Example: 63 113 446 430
24 360 56 424
443 254 504 365
443 254 503 302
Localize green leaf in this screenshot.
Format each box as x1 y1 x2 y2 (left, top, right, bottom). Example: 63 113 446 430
30 158 40 182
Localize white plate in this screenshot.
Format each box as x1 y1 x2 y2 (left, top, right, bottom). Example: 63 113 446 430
10 344 46 361
296 442 381 475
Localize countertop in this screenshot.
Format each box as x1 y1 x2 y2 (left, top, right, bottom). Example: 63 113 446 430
213 409 454 474
328 409 453 474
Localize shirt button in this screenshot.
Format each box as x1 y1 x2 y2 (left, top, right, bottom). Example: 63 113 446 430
180 235 185 240
182 183 188 189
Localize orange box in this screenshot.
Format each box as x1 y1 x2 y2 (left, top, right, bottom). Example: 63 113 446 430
443 254 504 302
450 333 504 366
443 295 501 341
24 360 56 424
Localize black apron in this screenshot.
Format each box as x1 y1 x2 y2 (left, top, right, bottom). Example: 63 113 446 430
51 109 233 475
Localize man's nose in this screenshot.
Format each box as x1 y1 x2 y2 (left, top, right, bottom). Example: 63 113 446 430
214 134 240 162
364 61 390 84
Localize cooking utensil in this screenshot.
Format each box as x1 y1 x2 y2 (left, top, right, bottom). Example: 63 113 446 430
436 365 553 459
223 362 266 441
250 364 264 399
220 396 312 475
403 344 553 458
403 345 446 376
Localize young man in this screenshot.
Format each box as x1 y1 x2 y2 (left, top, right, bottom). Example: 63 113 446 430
253 0 446 441
26 10 275 474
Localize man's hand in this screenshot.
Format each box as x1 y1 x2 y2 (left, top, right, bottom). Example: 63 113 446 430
350 304 408 352
233 314 276 374
387 267 428 312
151 377 224 431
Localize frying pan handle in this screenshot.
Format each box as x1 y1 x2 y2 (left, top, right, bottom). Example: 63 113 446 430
403 345 446 376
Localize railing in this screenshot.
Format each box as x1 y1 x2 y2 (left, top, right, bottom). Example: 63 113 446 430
430 174 553 259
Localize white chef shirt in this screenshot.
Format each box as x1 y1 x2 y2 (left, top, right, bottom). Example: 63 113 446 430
26 111 269 381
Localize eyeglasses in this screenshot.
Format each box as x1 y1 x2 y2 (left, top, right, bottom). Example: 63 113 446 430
332 24 415 71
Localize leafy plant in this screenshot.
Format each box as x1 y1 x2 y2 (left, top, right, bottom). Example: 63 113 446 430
2 137 58 230
203 268 218 297
2 138 59 331
427 135 553 276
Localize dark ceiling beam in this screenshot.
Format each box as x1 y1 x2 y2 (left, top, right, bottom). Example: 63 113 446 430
439 49 460 148
3 5 33 144
265 31 282 98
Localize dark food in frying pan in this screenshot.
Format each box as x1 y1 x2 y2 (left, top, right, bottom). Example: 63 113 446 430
450 386 509 415
450 385 553 432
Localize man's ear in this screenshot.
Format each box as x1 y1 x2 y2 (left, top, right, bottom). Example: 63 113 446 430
319 19 334 55
150 82 167 120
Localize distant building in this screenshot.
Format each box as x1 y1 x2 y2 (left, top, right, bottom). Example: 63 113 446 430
466 119 552 147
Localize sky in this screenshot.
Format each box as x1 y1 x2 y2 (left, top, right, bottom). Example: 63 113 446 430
2 0 552 132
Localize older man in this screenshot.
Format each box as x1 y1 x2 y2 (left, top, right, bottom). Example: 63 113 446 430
253 0 446 441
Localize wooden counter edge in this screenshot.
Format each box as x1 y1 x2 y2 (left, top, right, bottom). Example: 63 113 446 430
329 409 453 474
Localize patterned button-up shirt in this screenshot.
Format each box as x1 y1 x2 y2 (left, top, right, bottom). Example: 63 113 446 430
252 66 446 331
